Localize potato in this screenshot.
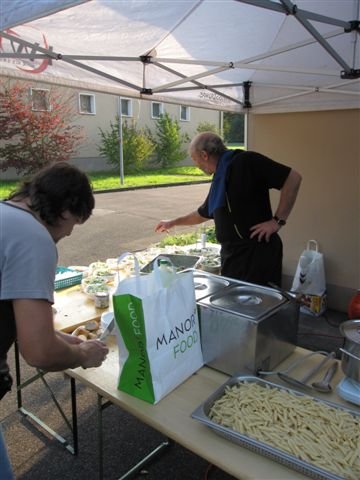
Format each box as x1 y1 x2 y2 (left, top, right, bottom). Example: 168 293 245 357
84 320 99 331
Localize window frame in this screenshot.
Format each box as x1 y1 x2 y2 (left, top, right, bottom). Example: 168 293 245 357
151 101 164 119
30 87 51 112
78 92 96 115
120 97 133 117
180 105 190 122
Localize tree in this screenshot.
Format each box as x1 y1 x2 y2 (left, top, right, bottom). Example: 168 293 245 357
196 121 219 135
0 80 85 175
151 112 189 168
223 112 245 143
222 113 231 142
98 118 155 173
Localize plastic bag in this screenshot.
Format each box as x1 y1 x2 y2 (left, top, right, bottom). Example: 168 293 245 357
291 240 327 316
112 253 203 404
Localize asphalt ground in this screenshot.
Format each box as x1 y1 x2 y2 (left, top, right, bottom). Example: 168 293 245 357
1 184 346 480
57 183 212 267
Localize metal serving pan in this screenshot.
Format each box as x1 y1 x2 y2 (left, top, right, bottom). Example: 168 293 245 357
199 284 287 320
140 253 200 273
191 270 231 301
191 375 360 480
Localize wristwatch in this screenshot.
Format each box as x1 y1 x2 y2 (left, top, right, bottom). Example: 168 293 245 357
273 215 286 226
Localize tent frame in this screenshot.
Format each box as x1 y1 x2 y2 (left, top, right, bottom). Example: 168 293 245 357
0 0 359 111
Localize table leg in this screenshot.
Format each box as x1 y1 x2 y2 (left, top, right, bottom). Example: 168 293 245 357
14 341 23 409
97 394 103 480
96 393 171 480
97 394 112 480
118 440 171 480
13 344 78 455
70 377 78 456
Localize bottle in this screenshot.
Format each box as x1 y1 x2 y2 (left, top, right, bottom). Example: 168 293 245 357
201 232 207 249
95 290 109 309
158 259 176 288
348 290 360 319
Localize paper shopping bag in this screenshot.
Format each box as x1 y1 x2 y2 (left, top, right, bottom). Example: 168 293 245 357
112 253 203 404
291 240 327 316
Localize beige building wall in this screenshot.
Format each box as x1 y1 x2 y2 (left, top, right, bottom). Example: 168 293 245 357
247 109 360 311
73 91 220 167
1 83 221 177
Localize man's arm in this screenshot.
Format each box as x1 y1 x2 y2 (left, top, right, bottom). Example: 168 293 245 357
250 169 302 242
14 299 108 371
155 210 208 233
273 169 302 222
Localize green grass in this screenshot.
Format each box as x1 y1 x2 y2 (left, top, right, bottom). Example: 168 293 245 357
89 166 210 191
157 225 217 247
0 166 210 199
227 144 245 150
0 147 246 199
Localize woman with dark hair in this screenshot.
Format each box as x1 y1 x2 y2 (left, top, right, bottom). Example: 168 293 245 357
0 162 108 479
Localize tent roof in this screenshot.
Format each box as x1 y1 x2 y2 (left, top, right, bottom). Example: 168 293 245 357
0 0 359 113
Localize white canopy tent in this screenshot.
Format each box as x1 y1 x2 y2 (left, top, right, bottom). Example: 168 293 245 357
0 0 359 114
1 1 360 307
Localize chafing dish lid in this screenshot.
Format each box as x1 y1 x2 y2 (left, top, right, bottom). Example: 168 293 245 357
192 271 230 300
199 284 286 319
340 319 360 344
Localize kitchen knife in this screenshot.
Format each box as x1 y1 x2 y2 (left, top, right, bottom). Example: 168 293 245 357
99 315 115 341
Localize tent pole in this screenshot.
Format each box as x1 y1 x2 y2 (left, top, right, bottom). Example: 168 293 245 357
118 97 124 185
244 112 249 151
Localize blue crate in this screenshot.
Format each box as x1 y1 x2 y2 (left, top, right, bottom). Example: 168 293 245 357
55 267 83 290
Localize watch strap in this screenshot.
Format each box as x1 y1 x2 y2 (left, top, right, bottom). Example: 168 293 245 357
273 215 286 226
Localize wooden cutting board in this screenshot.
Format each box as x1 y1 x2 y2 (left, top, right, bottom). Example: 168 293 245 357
53 285 111 333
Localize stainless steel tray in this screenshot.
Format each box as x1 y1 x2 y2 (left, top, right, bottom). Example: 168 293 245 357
140 254 200 273
191 375 360 480
192 270 231 301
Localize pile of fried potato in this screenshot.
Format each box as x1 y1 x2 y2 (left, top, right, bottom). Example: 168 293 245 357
72 320 101 341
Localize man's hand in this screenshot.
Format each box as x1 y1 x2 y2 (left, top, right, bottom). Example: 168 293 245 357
78 340 109 369
14 299 109 371
155 220 172 233
249 218 280 242
58 332 109 368
56 331 83 345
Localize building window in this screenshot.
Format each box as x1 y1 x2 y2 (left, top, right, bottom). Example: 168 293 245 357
180 105 190 121
31 88 50 111
120 98 132 117
151 102 163 119
79 93 96 114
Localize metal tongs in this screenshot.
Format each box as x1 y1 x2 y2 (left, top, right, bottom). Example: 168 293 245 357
259 351 336 392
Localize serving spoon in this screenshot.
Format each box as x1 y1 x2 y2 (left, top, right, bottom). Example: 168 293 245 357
311 361 338 393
